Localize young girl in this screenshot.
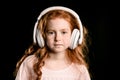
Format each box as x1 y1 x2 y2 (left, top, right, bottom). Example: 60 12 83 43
14 6 91 80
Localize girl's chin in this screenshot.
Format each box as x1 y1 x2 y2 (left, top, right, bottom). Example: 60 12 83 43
51 48 66 53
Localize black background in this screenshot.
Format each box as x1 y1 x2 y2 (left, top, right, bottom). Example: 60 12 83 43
1 0 117 80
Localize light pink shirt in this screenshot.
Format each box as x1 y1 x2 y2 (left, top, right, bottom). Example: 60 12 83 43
15 55 91 80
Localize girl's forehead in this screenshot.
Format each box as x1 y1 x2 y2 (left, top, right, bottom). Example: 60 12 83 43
47 18 71 29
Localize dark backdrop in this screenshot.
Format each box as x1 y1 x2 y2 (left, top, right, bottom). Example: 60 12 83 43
1 0 116 80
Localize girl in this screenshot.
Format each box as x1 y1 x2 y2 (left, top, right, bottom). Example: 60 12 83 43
14 6 91 80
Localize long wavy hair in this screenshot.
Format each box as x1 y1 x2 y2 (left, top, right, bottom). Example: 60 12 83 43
14 10 91 80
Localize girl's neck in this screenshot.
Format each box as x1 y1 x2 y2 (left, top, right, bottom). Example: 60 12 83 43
48 51 67 60
44 51 72 70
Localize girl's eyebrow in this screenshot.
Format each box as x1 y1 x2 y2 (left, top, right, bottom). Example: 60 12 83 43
60 29 70 31
46 29 69 32
47 28 69 30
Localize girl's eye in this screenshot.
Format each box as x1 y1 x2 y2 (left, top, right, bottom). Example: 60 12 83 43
62 31 67 34
47 31 54 35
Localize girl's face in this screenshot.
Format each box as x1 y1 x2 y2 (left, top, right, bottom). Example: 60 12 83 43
45 18 71 53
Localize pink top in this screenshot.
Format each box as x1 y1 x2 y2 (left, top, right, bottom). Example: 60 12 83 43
15 55 91 80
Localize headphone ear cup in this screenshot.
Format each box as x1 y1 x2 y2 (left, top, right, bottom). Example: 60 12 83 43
69 29 80 49
36 29 45 48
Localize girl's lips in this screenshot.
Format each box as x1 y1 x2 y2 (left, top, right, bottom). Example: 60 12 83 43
54 44 63 46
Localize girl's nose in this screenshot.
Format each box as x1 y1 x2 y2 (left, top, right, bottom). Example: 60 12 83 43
55 32 61 41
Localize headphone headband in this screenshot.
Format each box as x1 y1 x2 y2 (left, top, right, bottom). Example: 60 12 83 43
33 6 83 47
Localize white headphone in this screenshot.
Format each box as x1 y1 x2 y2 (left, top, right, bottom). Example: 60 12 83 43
33 6 83 49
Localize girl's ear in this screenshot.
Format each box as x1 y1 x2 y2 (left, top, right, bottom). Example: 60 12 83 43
69 29 80 49
36 29 45 48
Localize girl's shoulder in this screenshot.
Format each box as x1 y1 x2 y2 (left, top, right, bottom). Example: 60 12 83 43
73 63 91 80
73 63 89 74
22 55 38 68
24 55 37 62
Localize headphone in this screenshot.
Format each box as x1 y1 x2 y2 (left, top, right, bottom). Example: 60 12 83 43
33 6 83 49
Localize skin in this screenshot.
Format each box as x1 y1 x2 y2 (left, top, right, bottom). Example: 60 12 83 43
44 18 72 70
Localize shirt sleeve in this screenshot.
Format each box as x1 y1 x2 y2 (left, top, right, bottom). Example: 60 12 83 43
77 65 91 80
15 55 37 80
15 59 30 80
